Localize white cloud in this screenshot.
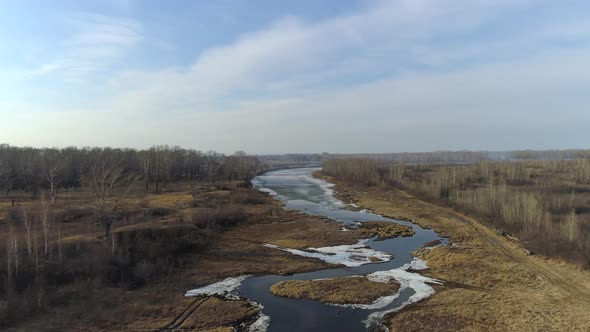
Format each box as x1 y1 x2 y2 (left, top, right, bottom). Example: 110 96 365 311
4 0 590 153
33 13 143 81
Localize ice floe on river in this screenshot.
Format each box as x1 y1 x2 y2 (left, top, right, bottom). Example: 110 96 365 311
185 275 251 299
321 257 441 314
263 239 392 267
364 258 443 330
246 300 271 332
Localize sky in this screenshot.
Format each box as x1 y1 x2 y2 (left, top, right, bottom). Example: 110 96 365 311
1 0 590 154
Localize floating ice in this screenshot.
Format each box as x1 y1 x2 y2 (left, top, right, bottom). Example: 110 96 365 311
246 300 271 332
307 258 438 312
257 187 279 197
335 293 401 310
248 313 270 332
263 239 391 267
364 258 442 329
251 168 346 209
185 275 251 299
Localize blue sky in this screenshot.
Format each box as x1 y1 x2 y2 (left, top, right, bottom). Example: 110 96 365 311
1 0 590 153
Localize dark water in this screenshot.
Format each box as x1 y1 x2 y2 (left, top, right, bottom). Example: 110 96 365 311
242 167 443 331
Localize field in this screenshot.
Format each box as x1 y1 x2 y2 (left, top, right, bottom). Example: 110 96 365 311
270 277 399 304
322 171 590 331
0 178 373 331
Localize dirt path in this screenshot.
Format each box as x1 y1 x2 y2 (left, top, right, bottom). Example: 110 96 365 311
459 209 590 303
160 298 204 331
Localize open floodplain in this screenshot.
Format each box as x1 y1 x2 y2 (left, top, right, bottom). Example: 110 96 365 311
3 165 590 331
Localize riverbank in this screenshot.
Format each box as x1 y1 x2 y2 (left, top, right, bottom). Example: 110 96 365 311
323 173 590 331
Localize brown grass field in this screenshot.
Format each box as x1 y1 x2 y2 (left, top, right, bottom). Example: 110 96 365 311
1 181 372 331
271 276 399 304
324 173 590 331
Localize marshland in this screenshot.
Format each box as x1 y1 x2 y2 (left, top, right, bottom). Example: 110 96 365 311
1 147 590 331
4 1 590 330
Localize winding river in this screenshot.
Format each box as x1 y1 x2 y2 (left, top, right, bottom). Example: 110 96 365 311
234 167 445 331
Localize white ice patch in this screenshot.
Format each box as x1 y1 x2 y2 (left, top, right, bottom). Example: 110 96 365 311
340 227 350 232
359 209 371 214
263 239 391 267
246 300 270 332
248 312 270 332
348 203 360 208
311 258 437 312
364 258 442 329
335 293 401 310
401 257 429 271
257 187 279 197
185 275 251 299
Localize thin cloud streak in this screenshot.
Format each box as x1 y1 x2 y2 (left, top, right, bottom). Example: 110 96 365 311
33 12 143 82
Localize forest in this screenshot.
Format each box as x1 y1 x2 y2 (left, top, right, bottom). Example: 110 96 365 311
0 144 263 328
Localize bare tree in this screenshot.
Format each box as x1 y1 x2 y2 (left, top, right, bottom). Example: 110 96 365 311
41 149 63 206
84 159 136 238
40 193 51 255
22 207 33 257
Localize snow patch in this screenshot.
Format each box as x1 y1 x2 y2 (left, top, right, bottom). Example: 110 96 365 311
359 209 371 214
402 257 429 271
340 227 350 232
348 203 360 208
248 312 270 332
257 187 279 197
334 293 400 310
364 258 442 329
246 300 270 332
185 275 251 299
263 239 391 267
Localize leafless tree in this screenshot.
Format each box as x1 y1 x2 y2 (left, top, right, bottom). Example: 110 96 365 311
84 159 136 238
22 207 33 257
40 194 51 255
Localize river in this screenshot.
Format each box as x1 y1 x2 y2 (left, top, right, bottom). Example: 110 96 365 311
232 167 445 331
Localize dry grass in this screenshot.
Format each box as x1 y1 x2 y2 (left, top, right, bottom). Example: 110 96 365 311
178 297 258 330
361 221 414 240
6 178 374 331
325 159 590 266
327 176 590 331
270 276 399 304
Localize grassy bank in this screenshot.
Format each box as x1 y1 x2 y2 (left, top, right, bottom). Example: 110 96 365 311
323 172 590 331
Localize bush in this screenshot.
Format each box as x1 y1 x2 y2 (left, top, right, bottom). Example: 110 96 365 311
188 206 247 229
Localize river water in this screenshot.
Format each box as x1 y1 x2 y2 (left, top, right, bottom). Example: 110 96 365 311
239 167 444 331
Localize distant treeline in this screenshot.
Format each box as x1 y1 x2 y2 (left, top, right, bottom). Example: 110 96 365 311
324 156 590 266
0 144 262 197
328 149 590 164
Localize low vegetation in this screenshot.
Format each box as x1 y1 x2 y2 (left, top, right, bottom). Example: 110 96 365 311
0 144 263 329
324 156 590 266
361 221 414 240
270 277 399 304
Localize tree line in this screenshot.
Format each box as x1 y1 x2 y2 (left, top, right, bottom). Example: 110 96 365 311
0 144 262 199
